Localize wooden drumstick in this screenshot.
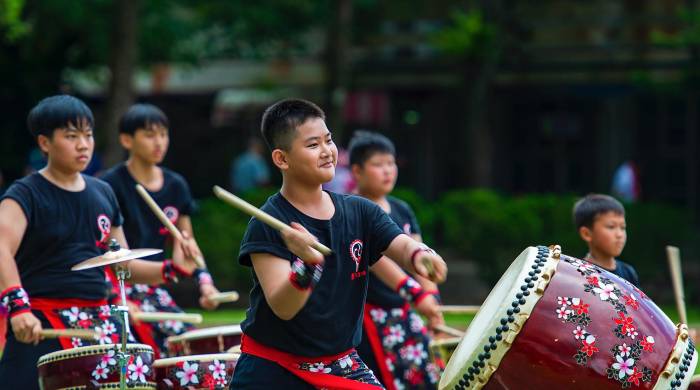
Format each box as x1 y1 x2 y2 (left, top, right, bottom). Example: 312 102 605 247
213 185 332 256
134 312 203 324
438 305 481 314
433 324 465 337
40 328 99 339
208 291 240 303
666 245 688 325
135 184 206 268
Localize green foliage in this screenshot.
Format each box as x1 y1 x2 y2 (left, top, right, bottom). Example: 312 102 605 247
431 9 496 59
0 0 28 41
391 187 437 244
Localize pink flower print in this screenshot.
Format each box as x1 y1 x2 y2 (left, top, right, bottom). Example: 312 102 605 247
99 305 111 320
101 320 116 335
97 329 112 344
308 362 332 373
215 376 227 387
581 335 599 357
594 281 618 301
92 363 109 380
572 326 587 340
400 343 427 365
370 308 387 324
338 355 354 370
77 312 93 328
570 298 590 315
614 312 637 337
556 305 571 320
208 359 227 379
163 320 184 333
390 308 404 319
100 350 117 366
557 296 571 306
134 284 150 293
618 343 631 357
128 356 149 383
175 361 199 386
641 336 655 352
71 337 83 348
383 325 405 348
409 312 425 333
62 307 80 323
627 367 643 386
624 294 640 310
612 355 635 379
586 275 599 286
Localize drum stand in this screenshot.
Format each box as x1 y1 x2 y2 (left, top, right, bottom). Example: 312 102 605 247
108 240 131 390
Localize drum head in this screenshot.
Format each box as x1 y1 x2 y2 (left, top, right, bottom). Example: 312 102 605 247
37 343 154 366
440 247 554 389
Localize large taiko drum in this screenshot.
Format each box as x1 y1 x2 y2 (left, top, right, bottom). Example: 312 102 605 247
688 375 700 389
153 353 239 389
166 325 242 356
440 246 698 390
37 343 156 389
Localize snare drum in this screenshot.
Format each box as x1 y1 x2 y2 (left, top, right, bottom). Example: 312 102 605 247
37 343 156 389
440 246 698 390
166 325 242 356
153 353 239 389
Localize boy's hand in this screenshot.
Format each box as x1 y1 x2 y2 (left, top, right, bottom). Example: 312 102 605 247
172 238 198 275
178 230 202 262
414 251 447 284
280 222 324 265
11 312 42 345
415 294 445 331
199 284 220 310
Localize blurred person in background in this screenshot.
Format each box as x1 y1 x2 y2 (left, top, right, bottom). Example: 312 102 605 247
230 136 270 194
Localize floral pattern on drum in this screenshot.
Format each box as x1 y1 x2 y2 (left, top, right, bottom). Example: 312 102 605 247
166 359 232 389
90 350 152 387
559 256 656 388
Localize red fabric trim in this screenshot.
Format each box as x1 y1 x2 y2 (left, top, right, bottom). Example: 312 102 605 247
241 334 382 390
131 320 160 359
414 291 431 305
30 298 107 310
363 303 397 390
0 285 23 298
394 276 410 293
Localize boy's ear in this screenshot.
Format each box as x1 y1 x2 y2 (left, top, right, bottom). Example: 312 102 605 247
579 226 593 243
119 133 133 150
37 134 51 154
271 149 288 170
350 164 362 180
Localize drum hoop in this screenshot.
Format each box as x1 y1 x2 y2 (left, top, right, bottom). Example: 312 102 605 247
153 353 240 367
439 245 560 390
166 325 242 343
651 324 698 389
55 383 157 390
37 343 154 366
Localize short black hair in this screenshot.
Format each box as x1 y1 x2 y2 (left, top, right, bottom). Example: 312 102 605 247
119 103 169 135
573 194 625 229
260 98 325 150
348 130 396 167
27 95 94 139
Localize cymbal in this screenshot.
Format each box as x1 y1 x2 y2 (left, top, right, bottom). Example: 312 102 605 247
71 248 163 271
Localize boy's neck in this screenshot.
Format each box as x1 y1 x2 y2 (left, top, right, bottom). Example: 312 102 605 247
126 157 163 191
40 164 85 191
584 250 616 270
280 180 334 219
357 189 390 212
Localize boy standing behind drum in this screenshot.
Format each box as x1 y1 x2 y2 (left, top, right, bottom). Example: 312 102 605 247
573 194 640 287
102 103 221 357
349 131 445 390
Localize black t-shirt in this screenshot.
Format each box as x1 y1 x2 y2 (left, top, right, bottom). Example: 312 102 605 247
238 191 403 357
101 163 194 261
609 259 640 288
1 173 123 300
366 196 422 308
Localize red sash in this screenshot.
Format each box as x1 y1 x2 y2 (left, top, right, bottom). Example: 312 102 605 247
241 334 382 390
31 297 107 349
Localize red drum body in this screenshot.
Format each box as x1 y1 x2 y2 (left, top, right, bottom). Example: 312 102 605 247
37 343 156 389
441 246 698 390
166 325 242 356
688 375 700 389
153 353 239 389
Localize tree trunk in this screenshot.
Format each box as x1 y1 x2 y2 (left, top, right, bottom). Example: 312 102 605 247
323 0 352 141
101 0 140 167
